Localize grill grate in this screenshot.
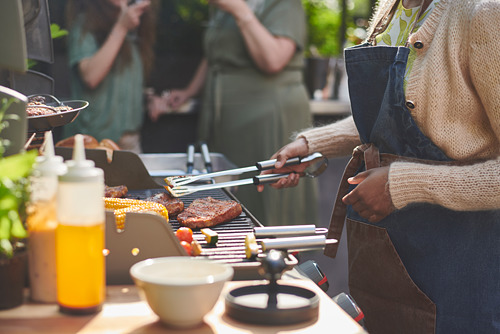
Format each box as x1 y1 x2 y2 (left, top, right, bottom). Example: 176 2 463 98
126 187 259 264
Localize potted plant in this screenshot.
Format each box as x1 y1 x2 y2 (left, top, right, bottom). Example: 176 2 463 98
302 0 343 99
0 96 37 309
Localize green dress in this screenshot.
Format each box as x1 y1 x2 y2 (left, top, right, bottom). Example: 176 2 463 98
63 15 144 143
199 0 319 226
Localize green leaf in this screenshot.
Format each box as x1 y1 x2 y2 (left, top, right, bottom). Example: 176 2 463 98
0 239 13 258
9 210 27 239
0 194 17 211
0 150 38 181
0 215 11 239
50 23 68 39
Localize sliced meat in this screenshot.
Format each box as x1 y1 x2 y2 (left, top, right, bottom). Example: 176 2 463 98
145 192 184 217
105 185 128 198
177 196 242 229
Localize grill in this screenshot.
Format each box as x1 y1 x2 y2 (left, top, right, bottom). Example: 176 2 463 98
126 187 258 264
54 147 297 285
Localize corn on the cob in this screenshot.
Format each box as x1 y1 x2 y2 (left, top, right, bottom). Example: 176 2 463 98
104 197 169 230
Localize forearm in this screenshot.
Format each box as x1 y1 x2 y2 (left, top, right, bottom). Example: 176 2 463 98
296 116 361 158
79 23 128 89
389 157 500 211
185 59 208 96
233 7 295 74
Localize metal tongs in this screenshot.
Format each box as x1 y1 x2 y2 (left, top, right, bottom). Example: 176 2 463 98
164 152 328 197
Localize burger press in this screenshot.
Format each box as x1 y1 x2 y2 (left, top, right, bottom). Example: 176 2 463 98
224 249 320 325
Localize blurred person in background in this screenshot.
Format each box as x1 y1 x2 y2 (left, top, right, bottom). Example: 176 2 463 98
162 0 318 226
258 0 500 332
63 0 157 153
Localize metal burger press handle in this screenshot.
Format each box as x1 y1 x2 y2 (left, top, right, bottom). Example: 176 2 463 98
244 224 337 259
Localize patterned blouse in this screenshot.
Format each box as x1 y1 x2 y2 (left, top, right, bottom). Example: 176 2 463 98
375 0 440 89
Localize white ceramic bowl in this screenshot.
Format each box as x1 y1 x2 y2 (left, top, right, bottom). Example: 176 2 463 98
130 257 234 328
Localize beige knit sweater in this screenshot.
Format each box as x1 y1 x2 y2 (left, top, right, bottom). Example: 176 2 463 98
298 0 500 211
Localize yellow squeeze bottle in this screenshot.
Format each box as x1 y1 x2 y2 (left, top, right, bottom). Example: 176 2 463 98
56 134 105 314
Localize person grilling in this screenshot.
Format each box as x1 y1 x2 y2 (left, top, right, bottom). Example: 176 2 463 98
258 0 500 333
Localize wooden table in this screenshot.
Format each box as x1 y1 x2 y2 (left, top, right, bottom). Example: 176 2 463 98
0 277 366 334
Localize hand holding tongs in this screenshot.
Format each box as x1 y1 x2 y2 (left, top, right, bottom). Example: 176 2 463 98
164 152 328 197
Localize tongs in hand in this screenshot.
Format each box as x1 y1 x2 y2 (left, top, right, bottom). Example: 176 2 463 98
164 152 328 197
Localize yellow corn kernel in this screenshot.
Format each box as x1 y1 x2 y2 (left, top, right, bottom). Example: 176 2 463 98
104 197 169 230
104 197 150 210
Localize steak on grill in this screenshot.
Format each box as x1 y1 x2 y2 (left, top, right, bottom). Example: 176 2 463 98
177 196 242 229
145 192 184 217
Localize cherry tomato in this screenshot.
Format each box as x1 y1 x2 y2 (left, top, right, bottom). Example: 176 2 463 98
180 241 192 255
175 227 193 244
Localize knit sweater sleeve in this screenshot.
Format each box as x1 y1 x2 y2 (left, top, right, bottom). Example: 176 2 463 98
389 157 500 211
295 116 361 158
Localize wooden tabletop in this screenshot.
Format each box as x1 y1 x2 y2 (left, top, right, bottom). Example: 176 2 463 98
0 278 366 334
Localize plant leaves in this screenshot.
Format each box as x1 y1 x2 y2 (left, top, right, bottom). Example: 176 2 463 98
0 215 11 239
0 238 13 258
9 210 27 239
50 23 68 39
0 150 38 181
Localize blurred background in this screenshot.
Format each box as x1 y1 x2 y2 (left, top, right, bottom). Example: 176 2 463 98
37 0 376 153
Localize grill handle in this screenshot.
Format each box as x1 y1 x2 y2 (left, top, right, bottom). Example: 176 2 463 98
254 225 328 238
259 235 337 253
186 144 195 174
200 142 213 173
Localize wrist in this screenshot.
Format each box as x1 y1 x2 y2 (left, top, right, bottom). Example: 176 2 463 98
235 8 256 28
112 21 128 39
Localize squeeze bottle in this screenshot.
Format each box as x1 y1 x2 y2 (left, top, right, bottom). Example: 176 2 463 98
27 131 67 303
56 134 105 314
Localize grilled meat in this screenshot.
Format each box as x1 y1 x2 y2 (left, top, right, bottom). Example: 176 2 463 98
145 192 184 217
27 95 73 116
104 185 129 198
177 196 242 229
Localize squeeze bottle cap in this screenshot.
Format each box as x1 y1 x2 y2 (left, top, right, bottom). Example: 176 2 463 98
34 131 67 176
59 134 103 183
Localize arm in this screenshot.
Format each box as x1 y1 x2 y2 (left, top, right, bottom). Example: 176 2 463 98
78 1 150 89
209 0 296 74
256 116 361 192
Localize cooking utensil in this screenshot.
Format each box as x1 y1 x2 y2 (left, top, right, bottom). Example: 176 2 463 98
165 173 292 197
186 144 195 174
200 142 213 173
165 152 327 188
225 249 320 326
165 152 328 197
27 94 88 131
253 225 328 238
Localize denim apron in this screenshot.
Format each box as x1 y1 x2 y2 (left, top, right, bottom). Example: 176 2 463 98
324 11 500 334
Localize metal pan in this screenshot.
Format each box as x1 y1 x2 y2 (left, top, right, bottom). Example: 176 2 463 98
27 99 89 131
